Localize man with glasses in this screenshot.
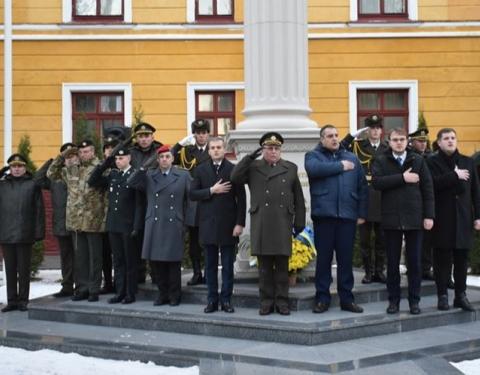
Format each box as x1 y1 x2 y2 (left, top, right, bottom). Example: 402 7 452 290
231 132 305 316
372 128 434 315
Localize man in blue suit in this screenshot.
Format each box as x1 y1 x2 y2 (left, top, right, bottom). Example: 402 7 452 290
305 125 368 314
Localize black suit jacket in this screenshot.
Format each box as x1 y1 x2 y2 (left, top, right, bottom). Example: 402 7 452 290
190 159 246 246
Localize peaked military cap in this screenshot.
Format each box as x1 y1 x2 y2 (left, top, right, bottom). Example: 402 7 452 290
191 119 210 134
60 142 76 153
78 139 94 149
259 132 284 147
365 114 383 128
115 147 130 156
134 122 156 135
7 153 27 166
157 144 172 155
105 126 127 141
409 128 429 141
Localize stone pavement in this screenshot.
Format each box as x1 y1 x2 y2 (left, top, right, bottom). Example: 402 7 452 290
0 270 479 374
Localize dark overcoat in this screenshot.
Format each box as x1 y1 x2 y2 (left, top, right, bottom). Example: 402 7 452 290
341 134 388 222
231 156 305 256
0 173 45 244
128 166 190 262
427 149 480 249
190 159 246 246
172 142 211 226
35 159 69 237
372 149 435 230
88 165 142 234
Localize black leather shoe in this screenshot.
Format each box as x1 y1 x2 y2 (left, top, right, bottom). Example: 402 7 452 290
453 294 475 312
204 302 218 313
372 272 387 284
259 305 274 316
312 302 329 313
386 302 399 314
422 270 435 281
53 289 73 298
99 286 114 295
437 295 450 311
122 296 135 304
340 302 364 313
108 295 125 304
409 302 421 315
187 273 204 286
221 302 235 313
169 299 180 306
447 279 455 290
275 305 290 316
361 273 372 284
87 294 99 302
17 304 28 312
153 298 168 306
71 293 89 301
1 304 18 313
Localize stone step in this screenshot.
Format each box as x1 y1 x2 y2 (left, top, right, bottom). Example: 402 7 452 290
3 306 480 374
28 289 480 346
142 270 438 311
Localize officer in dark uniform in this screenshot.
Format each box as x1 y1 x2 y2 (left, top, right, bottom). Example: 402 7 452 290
341 114 387 284
409 128 435 281
172 119 211 285
0 154 45 312
129 122 163 284
89 146 141 304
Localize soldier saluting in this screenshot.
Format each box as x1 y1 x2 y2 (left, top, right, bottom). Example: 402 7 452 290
171 119 211 286
341 114 387 284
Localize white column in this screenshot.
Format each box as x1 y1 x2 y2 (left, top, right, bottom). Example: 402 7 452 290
3 0 13 163
239 0 316 130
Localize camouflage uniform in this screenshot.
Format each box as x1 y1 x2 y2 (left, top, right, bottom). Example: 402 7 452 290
47 156 106 299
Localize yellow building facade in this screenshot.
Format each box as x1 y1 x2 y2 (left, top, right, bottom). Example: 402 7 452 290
0 0 479 164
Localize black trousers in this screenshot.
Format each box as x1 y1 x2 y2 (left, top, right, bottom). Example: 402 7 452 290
72 232 103 296
257 255 289 308
2 244 32 306
102 234 113 288
109 232 137 298
421 229 433 273
384 229 422 304
359 221 385 274
151 261 181 302
56 234 74 293
188 226 203 262
133 229 147 283
433 248 468 297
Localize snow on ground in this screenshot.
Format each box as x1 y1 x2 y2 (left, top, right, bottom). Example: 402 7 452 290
2 270 480 373
0 346 198 375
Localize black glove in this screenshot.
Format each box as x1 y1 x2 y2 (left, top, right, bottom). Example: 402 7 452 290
142 153 158 169
293 226 305 237
0 165 10 178
102 155 115 169
249 147 263 160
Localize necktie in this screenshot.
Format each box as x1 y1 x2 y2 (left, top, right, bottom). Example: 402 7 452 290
372 145 377 151
214 163 220 175
163 172 167 177
396 157 403 166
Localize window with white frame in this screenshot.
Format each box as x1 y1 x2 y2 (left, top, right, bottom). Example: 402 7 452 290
63 0 132 23
349 81 418 135
350 0 417 22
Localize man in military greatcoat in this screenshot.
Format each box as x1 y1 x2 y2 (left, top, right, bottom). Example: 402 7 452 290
35 143 76 298
129 122 163 284
341 114 387 284
190 137 246 314
128 145 191 306
89 146 141 304
0 154 45 312
48 140 107 302
231 132 305 316
172 119 211 285
427 128 480 312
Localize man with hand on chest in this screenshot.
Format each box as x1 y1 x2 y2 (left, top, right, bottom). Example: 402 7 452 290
190 137 246 314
